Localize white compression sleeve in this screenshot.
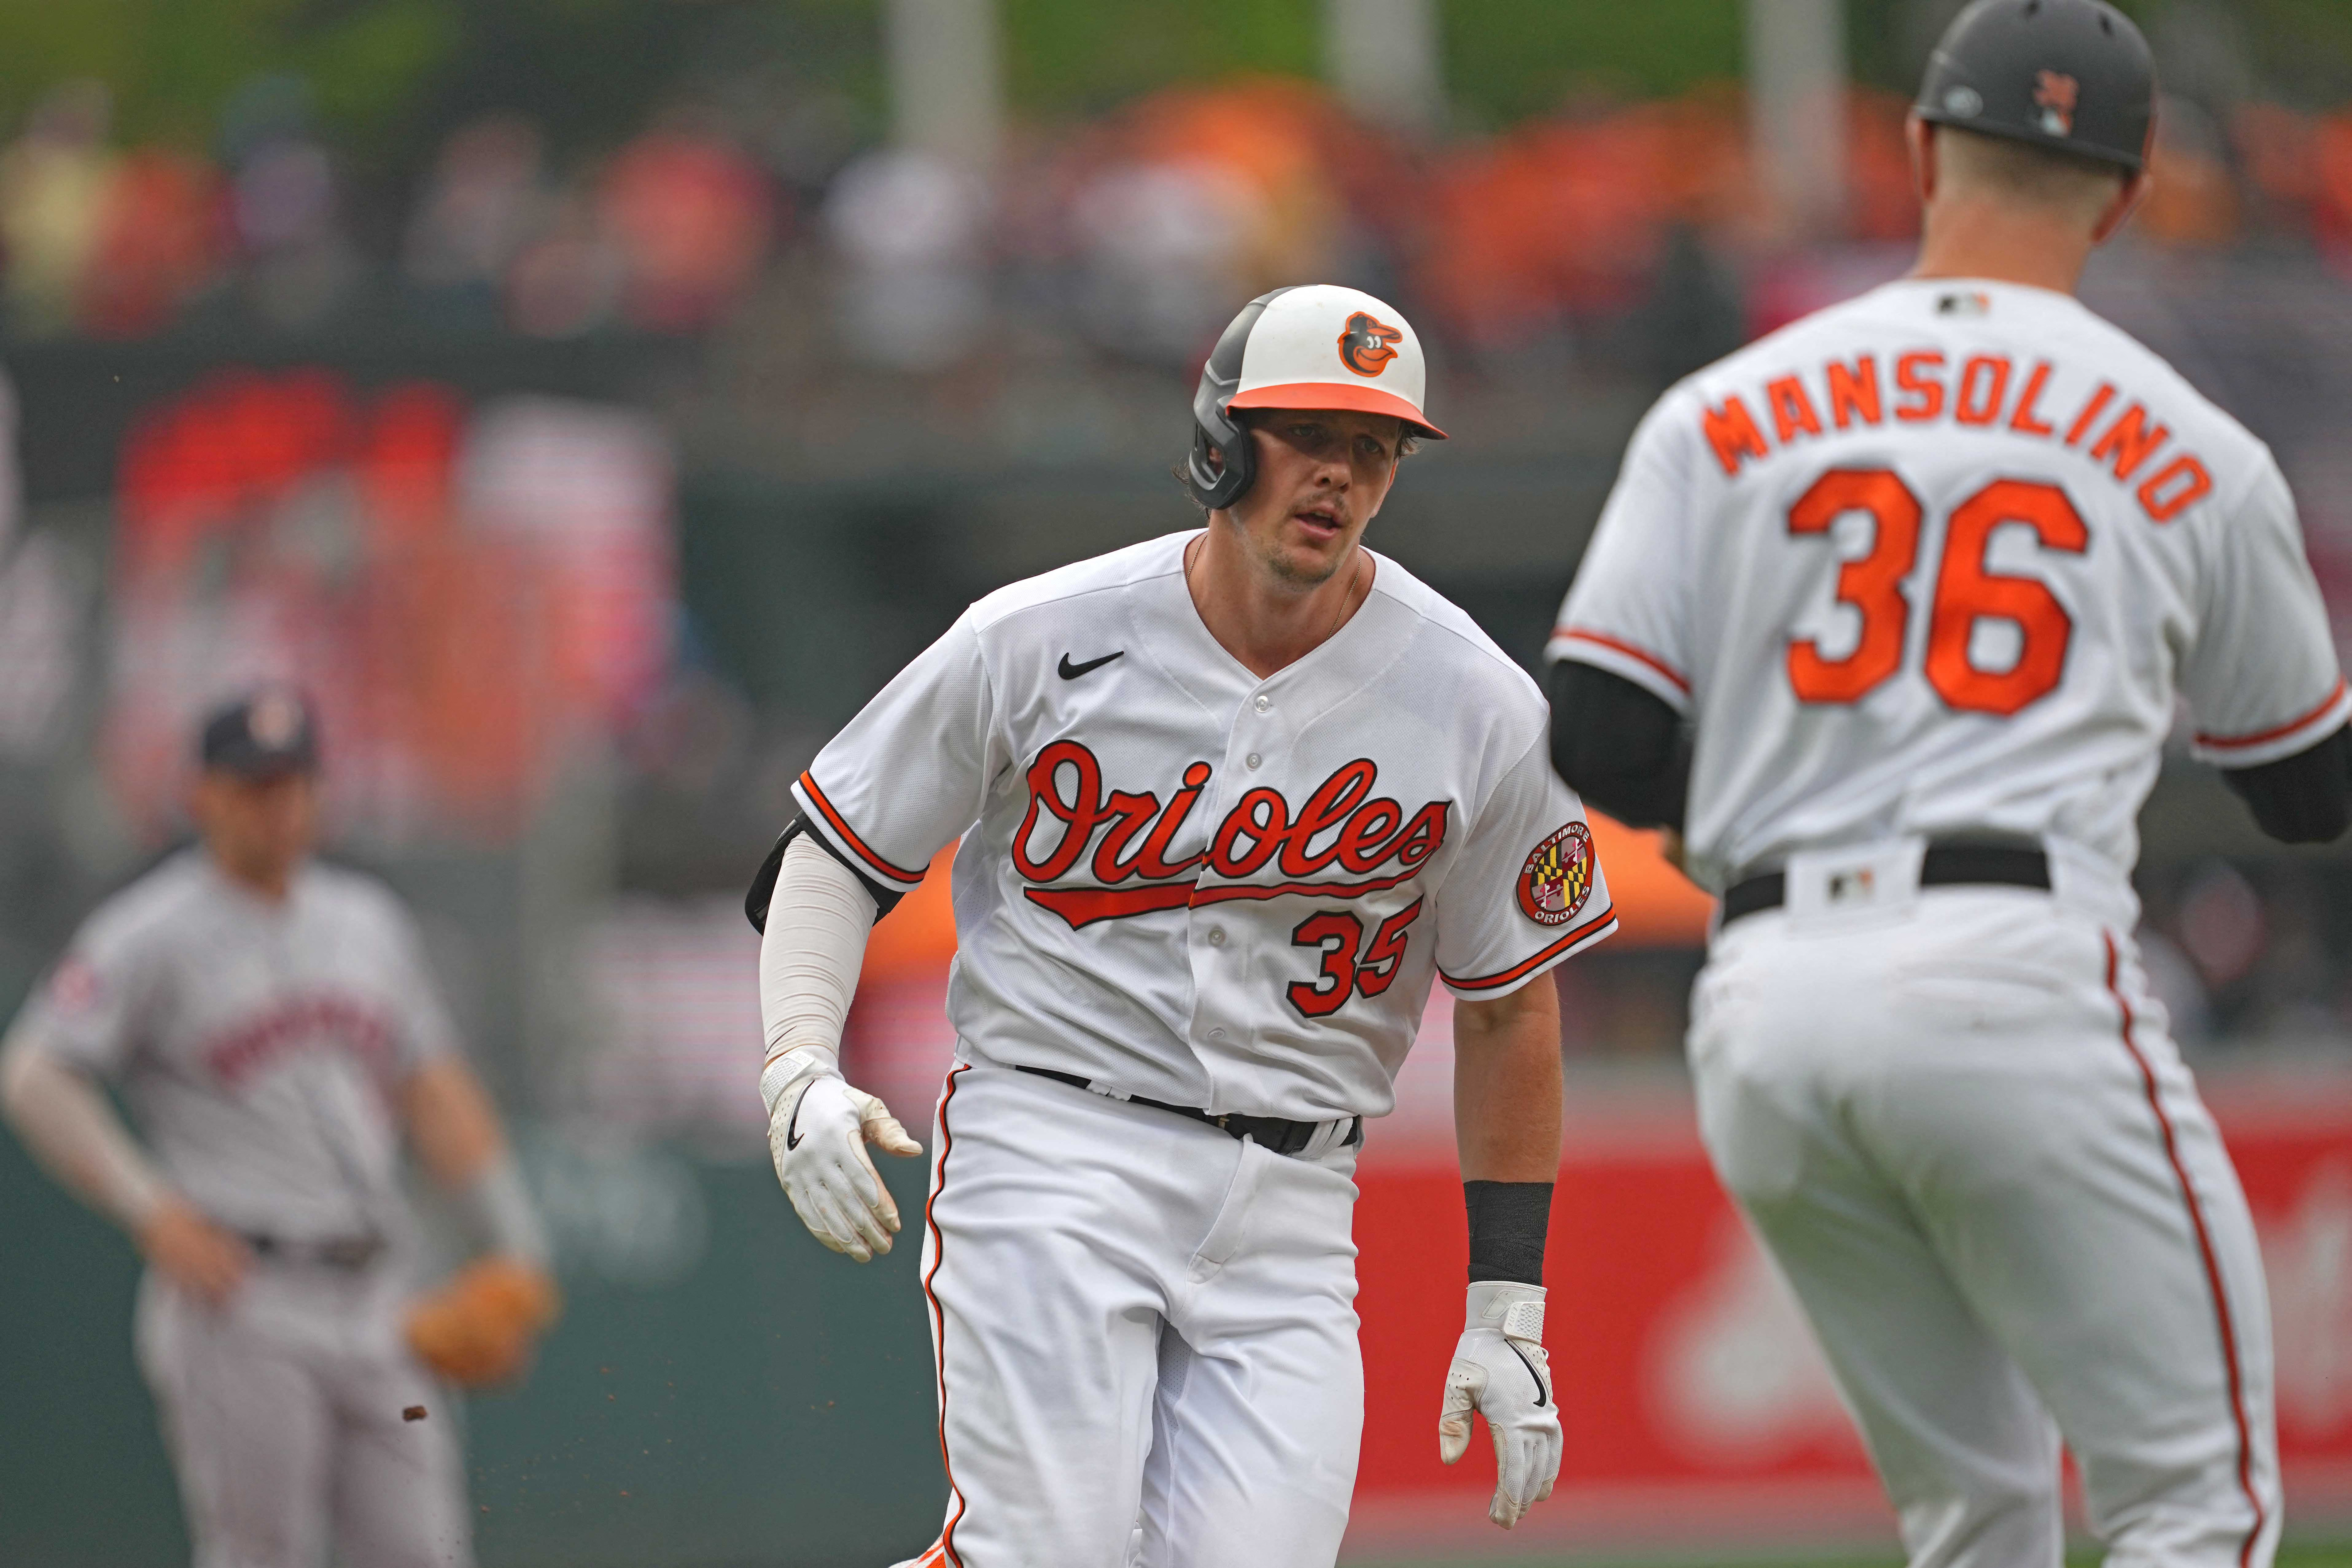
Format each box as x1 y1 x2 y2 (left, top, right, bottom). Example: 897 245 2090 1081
760 834 878 1068
0 1034 169 1231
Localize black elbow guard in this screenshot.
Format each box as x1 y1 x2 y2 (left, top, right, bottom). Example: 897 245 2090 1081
1547 661 1691 832
744 817 904 932
2220 724 2352 846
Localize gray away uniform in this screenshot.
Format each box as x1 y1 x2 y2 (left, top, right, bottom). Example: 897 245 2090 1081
11 850 472 1568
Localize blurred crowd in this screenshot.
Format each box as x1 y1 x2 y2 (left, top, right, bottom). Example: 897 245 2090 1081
8 53 2352 1097
0 76 782 340
105 368 673 835
2 68 2350 367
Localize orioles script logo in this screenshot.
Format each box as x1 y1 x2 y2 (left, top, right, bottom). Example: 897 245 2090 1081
1336 311 1404 378
2034 70 2079 137
1015 741 1449 929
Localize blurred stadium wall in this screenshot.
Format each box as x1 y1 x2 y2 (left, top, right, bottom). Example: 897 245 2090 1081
6 2 2352 1562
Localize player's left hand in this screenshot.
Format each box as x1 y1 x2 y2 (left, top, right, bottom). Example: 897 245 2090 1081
1438 1280 1562 1528
405 1256 561 1386
763 1046 923 1263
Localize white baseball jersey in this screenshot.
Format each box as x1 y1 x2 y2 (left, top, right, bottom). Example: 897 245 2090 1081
793 531 1616 1123
1552 276 2350 912
11 850 459 1240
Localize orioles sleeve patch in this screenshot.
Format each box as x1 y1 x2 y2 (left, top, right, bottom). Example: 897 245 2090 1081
46 955 102 1015
1517 822 1595 927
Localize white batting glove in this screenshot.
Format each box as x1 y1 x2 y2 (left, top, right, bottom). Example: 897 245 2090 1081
1438 1280 1563 1529
762 1047 922 1263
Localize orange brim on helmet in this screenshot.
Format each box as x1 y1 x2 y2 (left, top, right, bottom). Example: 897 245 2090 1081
1185 284 1445 511
1225 381 1447 440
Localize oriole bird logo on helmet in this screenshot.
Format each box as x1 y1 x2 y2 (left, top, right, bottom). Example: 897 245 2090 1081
1336 311 1404 378
2033 69 2080 135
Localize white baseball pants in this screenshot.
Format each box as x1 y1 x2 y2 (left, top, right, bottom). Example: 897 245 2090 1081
135 1264 471 1568
1691 883 2279 1568
903 1056 1364 1568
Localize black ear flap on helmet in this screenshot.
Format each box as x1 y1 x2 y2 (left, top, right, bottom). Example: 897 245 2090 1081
1186 287 1295 512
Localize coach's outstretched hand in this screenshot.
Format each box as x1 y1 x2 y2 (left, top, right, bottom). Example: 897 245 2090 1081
1438 1280 1563 1528
762 1046 923 1263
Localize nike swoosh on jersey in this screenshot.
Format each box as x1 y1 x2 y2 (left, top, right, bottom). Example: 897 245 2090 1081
1058 650 1125 680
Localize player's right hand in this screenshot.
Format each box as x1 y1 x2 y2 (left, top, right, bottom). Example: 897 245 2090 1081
762 1047 922 1263
137 1195 250 1306
1438 1280 1563 1528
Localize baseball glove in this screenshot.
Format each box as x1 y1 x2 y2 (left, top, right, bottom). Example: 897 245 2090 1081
404 1258 561 1387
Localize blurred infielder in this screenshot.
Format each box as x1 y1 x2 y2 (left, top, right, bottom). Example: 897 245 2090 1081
1549 3 2350 1565
0 689 559 1568
746 285 1618 1563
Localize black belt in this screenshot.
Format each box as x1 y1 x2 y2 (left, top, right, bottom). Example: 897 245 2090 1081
1015 1066 1363 1158
1721 844 2050 927
239 1232 385 1270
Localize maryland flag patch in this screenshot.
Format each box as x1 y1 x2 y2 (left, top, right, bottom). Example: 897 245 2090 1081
1517 822 1596 927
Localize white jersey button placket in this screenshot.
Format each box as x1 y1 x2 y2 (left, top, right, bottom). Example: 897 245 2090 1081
1188 687 1281 1064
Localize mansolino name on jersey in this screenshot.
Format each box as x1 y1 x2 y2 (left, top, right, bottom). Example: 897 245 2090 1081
1697 339 2214 523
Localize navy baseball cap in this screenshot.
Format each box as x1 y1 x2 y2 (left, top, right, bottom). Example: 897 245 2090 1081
197 687 321 778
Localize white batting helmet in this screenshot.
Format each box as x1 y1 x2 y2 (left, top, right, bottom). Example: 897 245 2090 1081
1185 284 1445 511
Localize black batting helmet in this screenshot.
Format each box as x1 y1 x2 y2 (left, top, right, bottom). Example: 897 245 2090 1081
1914 0 2156 175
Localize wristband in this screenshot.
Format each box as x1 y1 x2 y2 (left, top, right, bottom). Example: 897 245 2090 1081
452 1154 550 1266
1464 1179 1553 1285
760 1045 839 1119
1466 1278 1547 1343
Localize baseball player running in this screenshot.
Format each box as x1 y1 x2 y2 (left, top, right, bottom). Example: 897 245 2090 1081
0 689 559 1568
1547 3 2350 1564
746 284 1618 1564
